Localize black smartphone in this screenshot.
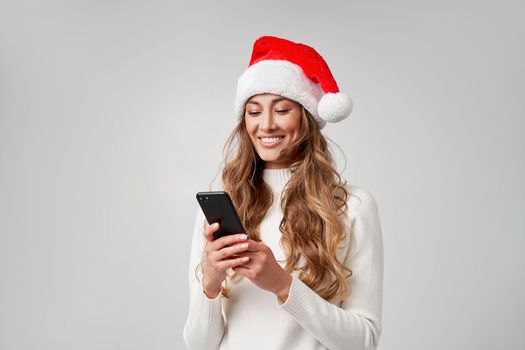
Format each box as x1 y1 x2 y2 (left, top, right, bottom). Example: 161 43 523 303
196 191 247 239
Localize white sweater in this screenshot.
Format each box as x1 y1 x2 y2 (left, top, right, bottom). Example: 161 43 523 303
183 167 384 350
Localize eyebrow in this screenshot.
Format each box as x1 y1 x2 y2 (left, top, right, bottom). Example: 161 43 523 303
246 97 290 105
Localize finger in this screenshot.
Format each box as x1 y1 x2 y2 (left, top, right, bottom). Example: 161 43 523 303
243 239 262 252
215 256 250 270
209 241 250 262
203 222 221 242
231 250 257 259
232 263 252 277
232 265 250 272
209 233 248 252
222 242 259 261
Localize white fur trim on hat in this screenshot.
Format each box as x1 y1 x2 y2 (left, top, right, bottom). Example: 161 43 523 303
234 60 325 123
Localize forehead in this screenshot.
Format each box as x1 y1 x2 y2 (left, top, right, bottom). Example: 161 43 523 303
246 93 296 105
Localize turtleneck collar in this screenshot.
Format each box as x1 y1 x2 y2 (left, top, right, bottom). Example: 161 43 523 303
262 167 292 192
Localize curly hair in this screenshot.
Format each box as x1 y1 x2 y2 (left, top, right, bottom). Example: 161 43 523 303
198 105 353 302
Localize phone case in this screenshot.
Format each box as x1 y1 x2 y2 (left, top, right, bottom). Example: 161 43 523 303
196 191 247 239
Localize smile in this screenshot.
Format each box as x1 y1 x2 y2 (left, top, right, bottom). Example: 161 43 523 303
259 136 284 145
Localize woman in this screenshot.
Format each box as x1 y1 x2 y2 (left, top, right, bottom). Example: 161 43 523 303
183 36 384 350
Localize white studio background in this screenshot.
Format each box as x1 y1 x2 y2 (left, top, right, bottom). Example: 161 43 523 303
0 1 524 349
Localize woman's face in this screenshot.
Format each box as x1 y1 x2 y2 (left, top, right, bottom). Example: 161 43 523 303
244 93 302 169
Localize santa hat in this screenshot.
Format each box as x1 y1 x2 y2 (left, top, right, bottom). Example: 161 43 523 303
234 35 353 129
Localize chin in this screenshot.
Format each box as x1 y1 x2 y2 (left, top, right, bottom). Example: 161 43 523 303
260 157 280 163
258 151 280 162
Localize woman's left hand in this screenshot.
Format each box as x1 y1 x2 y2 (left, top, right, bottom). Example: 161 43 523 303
232 240 292 302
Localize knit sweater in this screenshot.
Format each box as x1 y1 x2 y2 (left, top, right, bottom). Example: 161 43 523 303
183 167 384 350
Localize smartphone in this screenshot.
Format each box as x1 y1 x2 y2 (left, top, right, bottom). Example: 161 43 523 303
196 191 247 239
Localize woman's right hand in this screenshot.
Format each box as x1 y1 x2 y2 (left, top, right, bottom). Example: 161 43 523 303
201 222 250 298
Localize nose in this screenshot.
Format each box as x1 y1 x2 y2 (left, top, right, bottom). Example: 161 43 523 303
260 111 277 131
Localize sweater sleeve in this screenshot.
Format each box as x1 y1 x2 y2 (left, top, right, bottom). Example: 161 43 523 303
277 188 384 350
182 207 225 349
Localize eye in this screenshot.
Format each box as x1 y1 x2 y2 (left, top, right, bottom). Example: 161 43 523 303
248 111 260 116
276 109 290 114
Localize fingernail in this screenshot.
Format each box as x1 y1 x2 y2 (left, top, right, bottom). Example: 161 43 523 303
240 234 248 240
213 223 219 228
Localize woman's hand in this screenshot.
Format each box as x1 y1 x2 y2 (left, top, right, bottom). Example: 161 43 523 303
201 222 250 299
233 240 292 302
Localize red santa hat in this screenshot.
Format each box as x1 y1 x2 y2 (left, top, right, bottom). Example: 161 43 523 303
234 35 353 129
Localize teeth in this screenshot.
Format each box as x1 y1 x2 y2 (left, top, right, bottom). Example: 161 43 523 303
261 137 284 143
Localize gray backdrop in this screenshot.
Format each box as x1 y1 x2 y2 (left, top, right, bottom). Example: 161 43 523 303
1 1 523 349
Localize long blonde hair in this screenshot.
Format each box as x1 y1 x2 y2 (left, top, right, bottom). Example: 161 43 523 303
200 106 353 302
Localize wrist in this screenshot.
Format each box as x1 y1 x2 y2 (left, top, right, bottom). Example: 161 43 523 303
202 272 223 299
202 279 221 299
275 273 292 302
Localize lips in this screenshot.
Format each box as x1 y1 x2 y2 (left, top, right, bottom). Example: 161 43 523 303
258 136 284 146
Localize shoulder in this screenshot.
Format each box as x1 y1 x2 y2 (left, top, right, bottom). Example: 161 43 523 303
345 184 379 215
342 184 383 262
337 184 383 263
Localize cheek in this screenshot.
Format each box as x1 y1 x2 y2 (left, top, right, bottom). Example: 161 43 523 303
284 114 302 136
244 120 255 134
244 121 259 143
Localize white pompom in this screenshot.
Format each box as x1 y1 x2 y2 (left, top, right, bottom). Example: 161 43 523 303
317 92 353 123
